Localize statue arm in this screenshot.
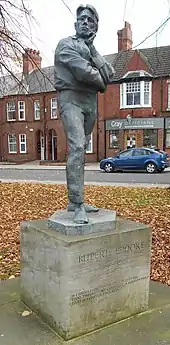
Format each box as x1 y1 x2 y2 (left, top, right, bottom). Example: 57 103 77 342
89 46 115 84
55 38 106 91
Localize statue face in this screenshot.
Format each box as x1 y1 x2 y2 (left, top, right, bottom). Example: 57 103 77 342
75 9 96 39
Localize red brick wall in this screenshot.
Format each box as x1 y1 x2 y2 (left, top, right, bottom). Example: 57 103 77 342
1 91 98 163
102 80 164 120
1 92 67 162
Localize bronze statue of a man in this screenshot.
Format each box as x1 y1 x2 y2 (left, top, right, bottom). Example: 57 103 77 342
54 4 115 224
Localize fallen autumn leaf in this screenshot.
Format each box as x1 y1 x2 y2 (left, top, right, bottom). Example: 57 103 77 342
0 182 170 285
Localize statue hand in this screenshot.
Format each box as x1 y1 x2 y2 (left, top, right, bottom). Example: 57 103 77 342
89 44 98 57
85 33 96 47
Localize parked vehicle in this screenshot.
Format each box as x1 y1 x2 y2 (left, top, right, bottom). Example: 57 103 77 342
100 148 168 173
152 148 170 168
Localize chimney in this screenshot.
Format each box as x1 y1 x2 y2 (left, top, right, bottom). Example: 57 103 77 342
23 48 42 74
117 21 133 52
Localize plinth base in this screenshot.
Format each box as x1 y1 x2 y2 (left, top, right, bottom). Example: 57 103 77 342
20 216 151 340
48 208 117 235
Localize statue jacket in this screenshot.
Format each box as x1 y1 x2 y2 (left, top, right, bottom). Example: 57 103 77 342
54 35 115 94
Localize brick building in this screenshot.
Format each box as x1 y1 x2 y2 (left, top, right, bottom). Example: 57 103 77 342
1 23 170 163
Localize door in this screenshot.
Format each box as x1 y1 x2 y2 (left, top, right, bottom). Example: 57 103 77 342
131 148 147 169
126 135 136 149
52 135 57 161
40 136 44 161
114 149 134 169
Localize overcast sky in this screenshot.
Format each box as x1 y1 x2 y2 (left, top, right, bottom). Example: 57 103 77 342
27 0 170 67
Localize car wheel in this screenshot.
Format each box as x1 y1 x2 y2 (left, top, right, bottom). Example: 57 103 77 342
104 162 115 173
145 162 157 173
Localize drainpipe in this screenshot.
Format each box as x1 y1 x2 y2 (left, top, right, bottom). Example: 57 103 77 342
42 95 47 160
160 77 166 150
103 93 106 159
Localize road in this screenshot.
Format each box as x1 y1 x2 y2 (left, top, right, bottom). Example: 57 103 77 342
0 168 169 185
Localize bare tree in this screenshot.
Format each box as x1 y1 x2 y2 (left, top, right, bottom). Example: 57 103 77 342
0 0 55 99
0 1 35 75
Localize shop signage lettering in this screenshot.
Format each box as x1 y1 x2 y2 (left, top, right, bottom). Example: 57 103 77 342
106 118 164 130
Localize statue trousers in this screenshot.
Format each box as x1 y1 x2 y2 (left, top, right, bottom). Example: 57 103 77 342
57 90 97 204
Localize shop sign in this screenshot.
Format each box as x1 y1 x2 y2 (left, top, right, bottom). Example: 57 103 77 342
165 118 170 129
106 118 164 130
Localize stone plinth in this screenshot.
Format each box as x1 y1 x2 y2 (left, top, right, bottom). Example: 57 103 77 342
48 208 117 235
20 217 152 341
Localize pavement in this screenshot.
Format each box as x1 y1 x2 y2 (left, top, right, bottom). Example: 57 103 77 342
1 278 170 345
0 161 100 170
0 160 170 172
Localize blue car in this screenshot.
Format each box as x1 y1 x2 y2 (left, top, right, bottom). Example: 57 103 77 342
100 148 167 173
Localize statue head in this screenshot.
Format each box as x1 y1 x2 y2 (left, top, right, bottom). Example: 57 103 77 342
75 4 99 41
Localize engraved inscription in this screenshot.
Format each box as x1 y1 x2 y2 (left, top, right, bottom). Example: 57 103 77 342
70 276 148 305
79 249 108 263
116 241 144 254
78 241 145 263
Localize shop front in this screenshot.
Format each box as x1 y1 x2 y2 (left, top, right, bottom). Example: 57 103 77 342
105 117 164 157
165 118 170 154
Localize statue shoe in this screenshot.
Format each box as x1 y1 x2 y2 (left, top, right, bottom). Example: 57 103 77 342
68 202 99 213
73 204 89 224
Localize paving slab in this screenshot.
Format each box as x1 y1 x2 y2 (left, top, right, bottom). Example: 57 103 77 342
0 278 170 345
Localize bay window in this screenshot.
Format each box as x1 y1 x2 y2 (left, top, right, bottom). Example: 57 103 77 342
120 79 152 108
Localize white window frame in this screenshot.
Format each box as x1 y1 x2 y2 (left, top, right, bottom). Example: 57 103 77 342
167 82 170 110
8 134 17 153
19 134 27 153
34 100 40 120
51 98 58 119
120 80 152 109
18 101 25 120
7 101 16 121
86 133 93 154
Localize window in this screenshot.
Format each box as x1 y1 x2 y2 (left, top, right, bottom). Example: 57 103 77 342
133 149 153 156
8 134 17 153
144 81 150 105
126 135 136 149
119 149 133 157
86 133 93 153
143 129 158 147
34 100 40 120
167 83 170 109
7 101 16 121
166 129 170 147
19 134 26 153
126 82 140 106
51 98 57 119
133 149 144 156
18 101 25 120
120 81 152 108
109 130 120 148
